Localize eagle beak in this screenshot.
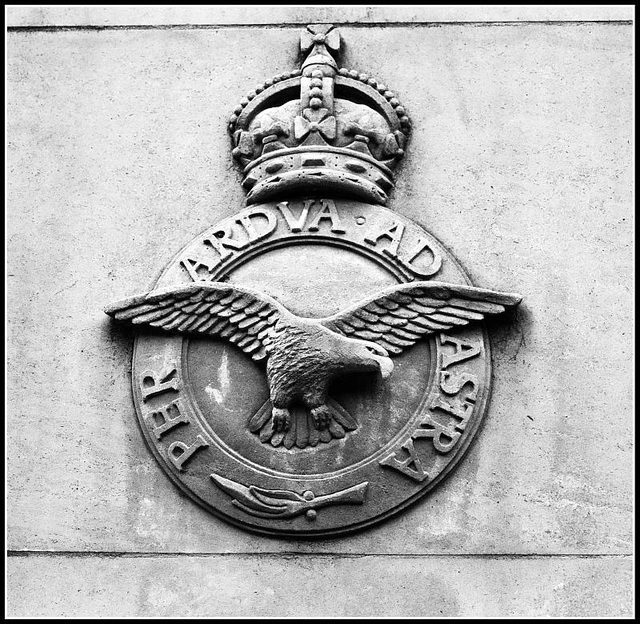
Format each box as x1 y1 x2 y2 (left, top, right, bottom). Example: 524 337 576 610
378 357 394 380
362 342 394 380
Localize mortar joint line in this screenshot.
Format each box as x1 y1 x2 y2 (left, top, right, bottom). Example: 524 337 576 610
7 550 633 559
6 20 634 33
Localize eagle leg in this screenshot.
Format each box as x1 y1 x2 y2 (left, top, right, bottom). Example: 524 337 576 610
310 405 332 431
271 407 291 432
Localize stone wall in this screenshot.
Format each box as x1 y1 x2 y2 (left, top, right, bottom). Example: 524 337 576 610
7 6 633 617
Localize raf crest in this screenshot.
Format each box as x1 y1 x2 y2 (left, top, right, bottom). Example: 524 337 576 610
105 24 523 537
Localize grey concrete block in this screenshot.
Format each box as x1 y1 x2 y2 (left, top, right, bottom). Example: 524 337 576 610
6 5 635 28
7 23 632 556
7 554 633 618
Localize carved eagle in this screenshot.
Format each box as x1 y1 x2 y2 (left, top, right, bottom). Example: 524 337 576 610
105 281 521 449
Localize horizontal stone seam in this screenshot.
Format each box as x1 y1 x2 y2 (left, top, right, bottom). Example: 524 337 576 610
6 20 634 33
7 550 633 559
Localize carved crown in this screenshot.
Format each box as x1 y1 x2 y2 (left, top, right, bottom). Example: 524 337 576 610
228 24 410 205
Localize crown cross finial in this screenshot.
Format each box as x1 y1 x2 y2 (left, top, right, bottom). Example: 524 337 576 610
300 24 341 61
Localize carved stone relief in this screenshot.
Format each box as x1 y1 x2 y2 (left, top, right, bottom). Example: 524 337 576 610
105 24 522 537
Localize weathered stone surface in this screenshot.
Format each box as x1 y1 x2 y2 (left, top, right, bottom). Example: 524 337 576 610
7 11 633 619
7 554 633 618
6 5 634 27
7 23 632 556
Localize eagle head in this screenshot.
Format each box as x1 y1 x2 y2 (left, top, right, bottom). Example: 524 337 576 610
335 335 394 380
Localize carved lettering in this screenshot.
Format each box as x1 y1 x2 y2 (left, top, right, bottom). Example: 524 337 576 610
236 208 278 243
277 199 314 232
380 407 464 481
440 370 479 402
429 397 473 434
181 256 218 282
402 238 442 277
168 434 209 471
146 399 189 439
139 364 181 401
307 199 346 233
381 362 481 480
364 221 405 258
439 334 481 369
204 225 248 260
413 412 462 453
379 438 431 482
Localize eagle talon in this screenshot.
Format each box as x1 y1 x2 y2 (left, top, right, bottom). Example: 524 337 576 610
311 406 331 430
271 407 291 432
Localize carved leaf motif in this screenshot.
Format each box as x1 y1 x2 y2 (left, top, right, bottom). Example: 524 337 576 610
252 113 290 142
232 131 255 163
382 133 400 157
343 113 388 144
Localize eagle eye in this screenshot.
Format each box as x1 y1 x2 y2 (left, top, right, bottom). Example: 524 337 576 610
365 343 388 357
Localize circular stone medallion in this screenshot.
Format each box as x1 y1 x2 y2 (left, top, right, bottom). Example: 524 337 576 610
131 198 491 537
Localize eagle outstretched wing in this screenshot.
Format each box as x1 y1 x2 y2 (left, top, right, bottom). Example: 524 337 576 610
104 282 288 362
321 281 522 355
